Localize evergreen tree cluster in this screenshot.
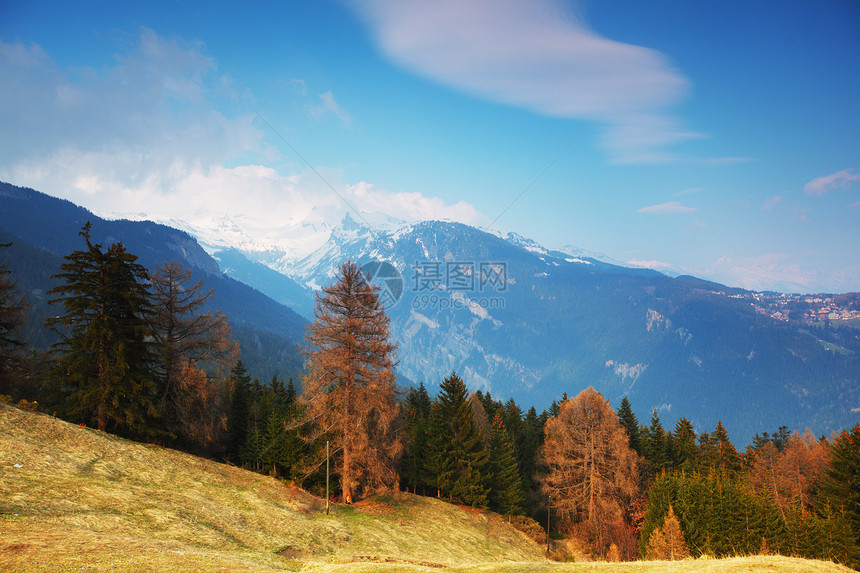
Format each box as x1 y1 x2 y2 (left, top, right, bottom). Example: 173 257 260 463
399 373 544 517
623 397 860 568
16 223 239 450
226 361 304 479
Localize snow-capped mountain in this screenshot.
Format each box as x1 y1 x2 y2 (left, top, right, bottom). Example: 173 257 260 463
196 213 859 444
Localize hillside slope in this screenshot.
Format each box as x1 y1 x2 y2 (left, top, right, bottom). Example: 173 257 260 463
0 404 853 573
0 403 543 571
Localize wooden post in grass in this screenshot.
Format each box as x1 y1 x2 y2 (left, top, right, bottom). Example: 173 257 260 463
325 440 330 515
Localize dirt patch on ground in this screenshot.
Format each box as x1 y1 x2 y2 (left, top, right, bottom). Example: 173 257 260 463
349 555 447 568
353 498 399 516
276 546 313 559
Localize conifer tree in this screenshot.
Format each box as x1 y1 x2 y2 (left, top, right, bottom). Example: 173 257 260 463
821 423 860 560
46 223 160 438
301 260 400 503
672 418 699 471
402 382 432 494
617 396 642 455
644 409 668 470
488 412 526 516
519 405 544 497
0 243 27 395
426 371 490 507
260 408 287 476
702 421 741 476
227 360 252 463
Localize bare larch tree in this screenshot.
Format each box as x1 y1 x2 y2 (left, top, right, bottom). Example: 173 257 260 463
302 260 400 503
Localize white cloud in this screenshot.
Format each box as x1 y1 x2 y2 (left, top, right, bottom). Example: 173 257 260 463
637 201 697 214
350 0 694 162
0 31 481 256
344 181 482 224
0 31 261 172
803 168 860 196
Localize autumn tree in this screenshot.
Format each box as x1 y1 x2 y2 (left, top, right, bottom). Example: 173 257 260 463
540 386 639 553
0 242 28 395
301 260 400 503
646 505 689 560
46 223 160 438
749 429 827 519
150 261 238 448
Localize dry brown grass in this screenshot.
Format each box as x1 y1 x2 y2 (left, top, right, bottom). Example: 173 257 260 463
0 404 540 571
0 403 853 573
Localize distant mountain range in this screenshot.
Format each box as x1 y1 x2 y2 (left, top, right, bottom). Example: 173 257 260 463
210 213 860 444
1 181 858 444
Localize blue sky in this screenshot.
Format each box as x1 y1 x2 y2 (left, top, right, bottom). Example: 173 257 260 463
1 0 858 292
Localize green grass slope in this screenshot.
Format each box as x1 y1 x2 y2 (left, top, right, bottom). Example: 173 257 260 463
0 403 852 573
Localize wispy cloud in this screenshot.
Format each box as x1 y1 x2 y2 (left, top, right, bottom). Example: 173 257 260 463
675 187 703 197
762 195 783 210
313 91 353 127
350 0 694 163
637 201 697 214
803 168 860 196
707 253 834 293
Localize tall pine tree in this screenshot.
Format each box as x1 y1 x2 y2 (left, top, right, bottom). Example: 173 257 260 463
46 223 160 438
617 396 642 456
426 372 490 508
488 412 525 516
0 242 28 395
402 382 432 494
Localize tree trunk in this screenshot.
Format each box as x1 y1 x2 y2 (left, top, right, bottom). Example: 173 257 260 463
343 441 352 504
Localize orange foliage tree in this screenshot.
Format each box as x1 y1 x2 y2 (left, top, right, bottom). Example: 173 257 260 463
748 428 828 518
540 386 639 556
301 260 400 503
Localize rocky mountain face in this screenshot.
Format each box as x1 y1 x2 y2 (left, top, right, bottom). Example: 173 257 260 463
219 213 860 444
